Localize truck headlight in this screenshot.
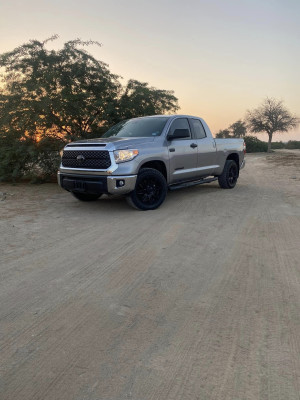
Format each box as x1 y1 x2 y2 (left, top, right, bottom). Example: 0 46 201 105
59 149 64 158
114 149 139 163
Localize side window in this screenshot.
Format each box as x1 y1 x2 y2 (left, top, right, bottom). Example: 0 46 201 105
168 118 191 139
191 119 206 139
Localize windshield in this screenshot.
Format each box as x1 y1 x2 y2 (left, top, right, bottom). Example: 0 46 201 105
103 117 169 138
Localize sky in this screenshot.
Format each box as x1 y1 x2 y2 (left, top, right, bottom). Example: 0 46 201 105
0 0 299 140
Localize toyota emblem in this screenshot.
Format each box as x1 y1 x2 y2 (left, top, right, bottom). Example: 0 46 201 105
76 155 85 163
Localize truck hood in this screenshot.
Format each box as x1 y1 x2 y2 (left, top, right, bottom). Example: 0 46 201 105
67 137 155 150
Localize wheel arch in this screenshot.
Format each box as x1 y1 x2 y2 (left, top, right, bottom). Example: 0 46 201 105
139 160 167 181
226 153 240 169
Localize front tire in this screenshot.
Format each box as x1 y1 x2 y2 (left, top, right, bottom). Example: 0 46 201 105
72 192 102 201
218 160 239 189
126 168 167 210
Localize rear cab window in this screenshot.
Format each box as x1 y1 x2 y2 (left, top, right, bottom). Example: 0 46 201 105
190 119 207 139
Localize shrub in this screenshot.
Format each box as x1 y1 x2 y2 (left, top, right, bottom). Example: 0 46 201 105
0 133 64 182
285 141 300 149
271 141 285 149
244 136 268 153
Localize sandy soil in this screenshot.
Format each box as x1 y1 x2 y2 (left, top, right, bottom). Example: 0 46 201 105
0 150 300 400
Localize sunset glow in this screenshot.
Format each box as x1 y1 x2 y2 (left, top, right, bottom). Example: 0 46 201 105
1 0 299 140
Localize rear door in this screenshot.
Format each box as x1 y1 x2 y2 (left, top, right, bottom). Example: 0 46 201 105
167 118 198 183
189 118 218 176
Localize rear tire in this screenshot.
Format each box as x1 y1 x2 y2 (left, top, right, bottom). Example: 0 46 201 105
72 192 102 201
218 160 239 189
126 168 167 210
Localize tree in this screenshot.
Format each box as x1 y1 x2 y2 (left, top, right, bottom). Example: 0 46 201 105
229 120 247 138
246 98 299 152
0 36 179 180
216 129 231 138
115 80 178 123
0 36 122 142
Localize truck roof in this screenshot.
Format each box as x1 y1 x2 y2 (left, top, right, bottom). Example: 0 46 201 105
132 114 204 120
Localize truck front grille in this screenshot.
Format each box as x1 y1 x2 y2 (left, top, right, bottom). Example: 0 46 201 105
62 150 111 169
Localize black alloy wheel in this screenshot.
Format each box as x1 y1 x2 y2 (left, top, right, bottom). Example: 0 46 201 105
228 163 239 186
127 168 167 210
218 160 239 189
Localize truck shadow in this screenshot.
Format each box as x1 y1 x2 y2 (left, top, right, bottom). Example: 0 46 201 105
68 182 222 213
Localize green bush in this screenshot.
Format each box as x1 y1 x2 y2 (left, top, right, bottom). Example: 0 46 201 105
271 141 285 149
0 133 64 182
266 140 300 150
0 134 35 181
285 141 300 149
244 136 268 153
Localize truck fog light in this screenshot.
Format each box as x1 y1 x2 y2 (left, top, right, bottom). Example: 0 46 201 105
117 180 125 187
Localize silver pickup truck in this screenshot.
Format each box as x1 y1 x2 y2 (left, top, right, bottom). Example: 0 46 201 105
58 115 245 210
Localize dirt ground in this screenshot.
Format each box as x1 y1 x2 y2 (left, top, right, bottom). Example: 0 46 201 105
0 150 300 400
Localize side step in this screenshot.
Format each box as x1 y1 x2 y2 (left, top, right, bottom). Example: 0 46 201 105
169 177 218 191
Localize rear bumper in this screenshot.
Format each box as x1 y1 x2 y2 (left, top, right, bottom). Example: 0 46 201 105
57 172 137 195
240 159 246 170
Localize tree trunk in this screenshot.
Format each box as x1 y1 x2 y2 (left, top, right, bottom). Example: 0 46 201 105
267 133 273 152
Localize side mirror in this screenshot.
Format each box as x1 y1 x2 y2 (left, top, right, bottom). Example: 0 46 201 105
167 128 190 140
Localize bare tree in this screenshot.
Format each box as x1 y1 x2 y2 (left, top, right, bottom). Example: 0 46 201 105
246 98 299 152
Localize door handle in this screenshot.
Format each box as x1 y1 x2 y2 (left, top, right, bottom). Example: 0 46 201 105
190 143 198 148
169 148 175 152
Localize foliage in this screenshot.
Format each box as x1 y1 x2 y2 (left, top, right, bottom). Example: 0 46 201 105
229 120 247 138
244 138 300 152
271 141 286 149
216 129 231 138
246 98 299 152
0 133 37 180
216 120 247 138
244 136 268 153
115 80 179 123
267 141 300 150
0 36 179 181
285 140 300 149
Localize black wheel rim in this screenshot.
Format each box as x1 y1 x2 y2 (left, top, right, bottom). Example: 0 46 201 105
136 176 163 205
228 165 238 186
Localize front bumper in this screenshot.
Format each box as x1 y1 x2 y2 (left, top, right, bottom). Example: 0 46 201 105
57 172 137 195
